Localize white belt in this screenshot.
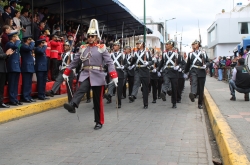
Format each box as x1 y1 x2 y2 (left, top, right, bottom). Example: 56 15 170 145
136 64 147 68
191 65 205 69
83 66 105 71
116 67 123 69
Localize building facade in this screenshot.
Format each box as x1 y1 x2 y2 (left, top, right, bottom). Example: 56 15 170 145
207 3 250 58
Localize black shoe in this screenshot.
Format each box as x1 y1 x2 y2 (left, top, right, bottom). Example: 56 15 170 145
30 99 36 102
86 99 91 103
198 104 203 109
160 92 166 101
9 102 18 106
23 99 31 103
244 93 249 101
64 103 76 113
94 123 102 130
121 96 126 99
144 105 148 109
152 100 156 103
158 96 161 99
0 103 10 108
167 90 172 96
118 104 121 108
104 94 112 104
38 97 49 100
46 90 54 97
17 101 23 105
177 100 181 103
189 93 195 102
129 95 135 103
230 96 236 101
172 104 177 108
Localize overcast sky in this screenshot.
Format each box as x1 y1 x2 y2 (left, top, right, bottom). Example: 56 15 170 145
119 0 249 50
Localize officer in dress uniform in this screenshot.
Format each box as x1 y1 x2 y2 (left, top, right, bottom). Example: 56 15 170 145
184 40 209 109
6 32 23 106
104 40 127 108
35 38 50 100
46 41 74 103
149 52 159 103
123 46 134 98
157 40 181 108
156 52 163 99
175 47 186 103
128 39 153 109
50 35 61 81
20 36 36 103
63 19 118 130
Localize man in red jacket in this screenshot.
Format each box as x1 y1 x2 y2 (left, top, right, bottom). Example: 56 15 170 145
50 34 60 81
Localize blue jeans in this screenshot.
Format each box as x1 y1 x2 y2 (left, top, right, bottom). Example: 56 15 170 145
229 79 250 97
218 69 223 80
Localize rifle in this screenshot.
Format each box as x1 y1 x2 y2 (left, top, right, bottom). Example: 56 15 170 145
180 27 183 56
100 25 105 40
67 24 80 64
121 22 124 51
198 20 202 47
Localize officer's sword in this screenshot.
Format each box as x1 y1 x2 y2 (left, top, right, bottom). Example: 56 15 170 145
66 79 80 122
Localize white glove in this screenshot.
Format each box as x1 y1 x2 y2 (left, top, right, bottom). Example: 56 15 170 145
62 74 69 81
143 61 149 66
112 77 118 87
178 68 182 72
157 72 161 77
201 65 206 69
120 65 124 70
152 68 157 73
183 74 188 79
174 65 179 70
128 65 135 70
160 69 163 73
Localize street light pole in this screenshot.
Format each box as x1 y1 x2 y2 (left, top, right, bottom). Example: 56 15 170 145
143 0 146 48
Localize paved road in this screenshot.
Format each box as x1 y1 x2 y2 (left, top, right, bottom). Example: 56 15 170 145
205 76 250 160
0 82 212 165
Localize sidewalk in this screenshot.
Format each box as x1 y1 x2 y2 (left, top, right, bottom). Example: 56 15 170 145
205 76 250 163
0 83 213 165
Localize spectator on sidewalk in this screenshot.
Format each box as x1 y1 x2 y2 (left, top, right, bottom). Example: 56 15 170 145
229 58 250 101
209 59 214 77
218 56 226 81
226 56 232 80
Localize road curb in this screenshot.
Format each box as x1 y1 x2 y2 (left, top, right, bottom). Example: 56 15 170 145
0 96 68 124
204 88 250 165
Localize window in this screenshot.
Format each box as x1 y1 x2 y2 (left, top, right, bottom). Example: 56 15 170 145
238 22 249 34
210 27 216 42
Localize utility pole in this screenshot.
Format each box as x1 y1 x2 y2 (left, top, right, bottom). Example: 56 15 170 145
144 0 146 48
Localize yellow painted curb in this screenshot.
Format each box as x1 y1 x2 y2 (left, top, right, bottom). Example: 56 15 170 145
0 96 68 124
204 88 250 165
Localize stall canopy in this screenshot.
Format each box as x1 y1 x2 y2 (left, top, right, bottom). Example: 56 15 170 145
22 0 152 37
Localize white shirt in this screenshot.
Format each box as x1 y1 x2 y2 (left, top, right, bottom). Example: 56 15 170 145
232 68 237 81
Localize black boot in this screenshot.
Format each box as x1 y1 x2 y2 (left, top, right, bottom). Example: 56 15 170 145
46 90 54 97
172 104 177 108
167 90 172 96
198 104 203 109
245 93 249 101
230 96 236 101
63 102 76 113
104 93 112 104
129 95 135 103
94 123 102 130
189 93 195 102
160 92 166 101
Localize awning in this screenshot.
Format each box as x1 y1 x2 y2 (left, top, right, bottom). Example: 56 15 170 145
22 0 152 37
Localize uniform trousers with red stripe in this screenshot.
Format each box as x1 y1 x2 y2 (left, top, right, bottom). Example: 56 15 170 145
71 78 104 124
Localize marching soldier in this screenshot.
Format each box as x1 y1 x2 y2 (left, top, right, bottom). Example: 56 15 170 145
124 46 134 97
104 40 127 108
175 48 186 103
184 40 209 109
157 40 181 108
149 52 159 103
20 36 36 103
46 41 74 103
128 39 153 109
35 38 50 100
63 19 118 130
6 32 22 106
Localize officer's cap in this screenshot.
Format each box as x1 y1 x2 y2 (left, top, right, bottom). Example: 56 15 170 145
22 35 32 41
7 32 18 39
124 45 131 49
113 39 120 46
192 39 200 45
63 41 70 46
166 40 175 47
36 38 46 45
136 39 144 44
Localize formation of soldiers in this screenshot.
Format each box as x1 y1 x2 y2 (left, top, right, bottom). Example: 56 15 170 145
62 19 210 130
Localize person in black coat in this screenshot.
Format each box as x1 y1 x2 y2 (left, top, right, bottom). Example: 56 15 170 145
2 6 12 22
0 46 14 108
10 1 17 18
34 39 49 100
20 36 36 102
